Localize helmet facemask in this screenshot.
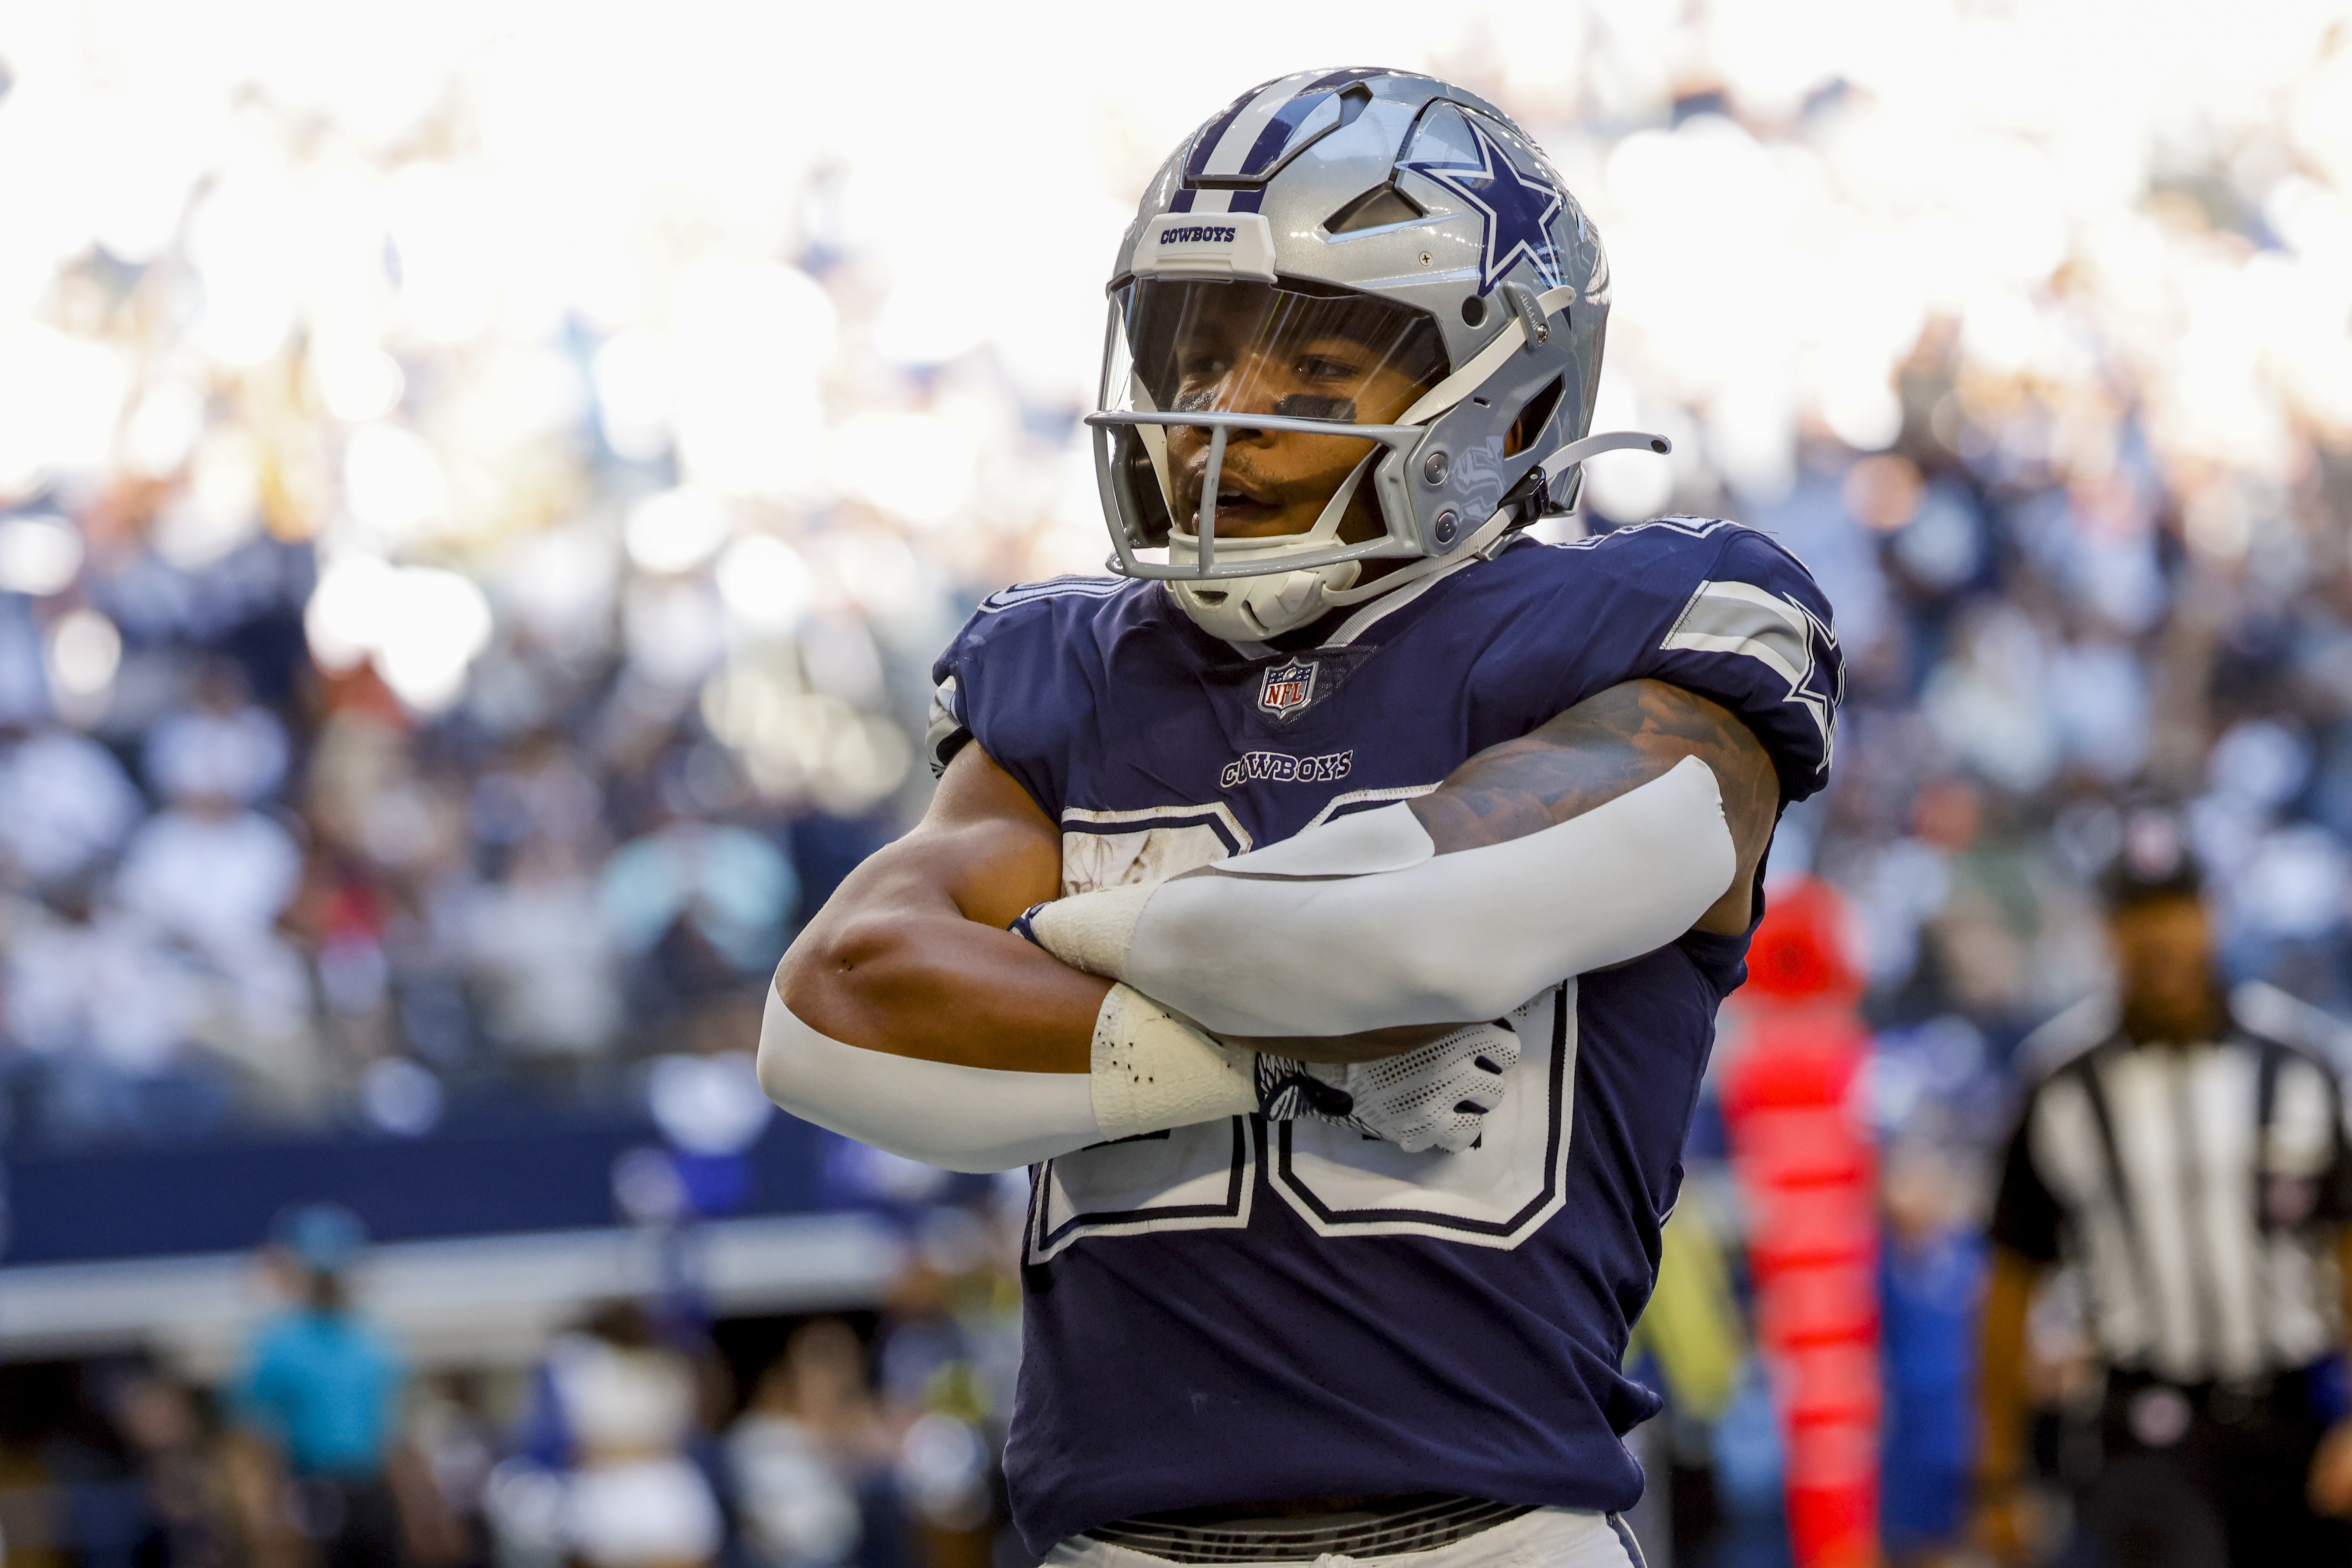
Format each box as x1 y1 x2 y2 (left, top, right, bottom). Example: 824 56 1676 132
1092 279 1453 639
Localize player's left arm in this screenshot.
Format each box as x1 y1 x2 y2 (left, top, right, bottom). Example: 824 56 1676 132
1029 675 1782 1053
1408 677 1779 934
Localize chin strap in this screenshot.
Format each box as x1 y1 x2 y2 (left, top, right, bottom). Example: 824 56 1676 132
1317 506 1516 610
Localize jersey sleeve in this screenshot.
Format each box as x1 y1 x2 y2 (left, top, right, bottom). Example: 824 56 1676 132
1987 1095 2064 1264
1639 525 1843 803
928 579 1109 819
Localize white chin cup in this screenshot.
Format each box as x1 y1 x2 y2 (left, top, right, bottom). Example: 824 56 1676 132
1168 554 1363 641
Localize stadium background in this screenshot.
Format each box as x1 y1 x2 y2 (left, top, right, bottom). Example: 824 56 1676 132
1 2 2350 1564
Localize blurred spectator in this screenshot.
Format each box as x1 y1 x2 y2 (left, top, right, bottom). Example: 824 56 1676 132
115 781 301 952
226 1204 458 1568
601 818 795 1020
515 1302 722 1568
1975 820 2352 1566
871 1219 1018 1568
0 725 142 886
113 720 313 1083
467 835 622 1061
109 1366 238 1568
1876 1141 1985 1567
144 661 290 809
0 1359 235 1568
723 1318 919 1568
3 878 211 1141
410 1373 501 1568
1623 1196 1747 1564
727 1329 866 1568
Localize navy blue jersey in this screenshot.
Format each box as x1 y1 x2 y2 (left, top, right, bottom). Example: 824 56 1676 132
928 520 1842 1553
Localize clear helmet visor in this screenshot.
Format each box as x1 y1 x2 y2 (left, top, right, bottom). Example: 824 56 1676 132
1097 279 1446 568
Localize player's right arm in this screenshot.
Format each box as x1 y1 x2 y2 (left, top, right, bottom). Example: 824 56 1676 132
775 740 1106 1077
756 743 1145 1174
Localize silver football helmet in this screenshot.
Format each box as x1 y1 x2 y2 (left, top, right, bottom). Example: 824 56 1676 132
1089 68 1667 642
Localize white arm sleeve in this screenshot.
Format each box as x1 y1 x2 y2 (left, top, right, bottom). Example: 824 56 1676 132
756 988 1098 1172
1028 755 1738 1038
755 983 1255 1173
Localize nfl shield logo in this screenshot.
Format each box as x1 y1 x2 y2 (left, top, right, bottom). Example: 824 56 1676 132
1257 659 1317 717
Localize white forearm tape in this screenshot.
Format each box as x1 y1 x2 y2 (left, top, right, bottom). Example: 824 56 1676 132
1029 755 1738 1038
754 984 1254 1173
1090 982 1257 1140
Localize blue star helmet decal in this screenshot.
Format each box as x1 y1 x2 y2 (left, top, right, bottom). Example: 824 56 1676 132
1401 110 1568 296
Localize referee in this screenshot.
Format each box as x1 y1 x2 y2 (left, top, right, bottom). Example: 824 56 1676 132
1975 814 2352 1566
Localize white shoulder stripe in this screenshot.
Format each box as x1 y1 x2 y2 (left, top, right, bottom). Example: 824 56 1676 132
1661 630 1805 688
1558 515 1735 550
1686 576 1809 626
979 576 1128 612
1659 577 1836 759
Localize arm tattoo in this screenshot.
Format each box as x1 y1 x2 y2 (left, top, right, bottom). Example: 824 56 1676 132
1409 680 1781 922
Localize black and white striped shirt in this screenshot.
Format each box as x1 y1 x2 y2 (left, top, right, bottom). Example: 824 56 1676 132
1990 983 2352 1384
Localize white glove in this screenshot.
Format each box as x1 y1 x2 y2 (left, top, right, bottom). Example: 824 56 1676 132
1254 1018 1520 1154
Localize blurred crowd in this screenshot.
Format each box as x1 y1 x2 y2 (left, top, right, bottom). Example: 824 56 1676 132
0 5 2347 1157
0 1199 1025 1568
0 3 2346 1155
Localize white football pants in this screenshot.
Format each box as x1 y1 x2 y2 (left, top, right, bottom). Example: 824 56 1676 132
1045 1508 1645 1568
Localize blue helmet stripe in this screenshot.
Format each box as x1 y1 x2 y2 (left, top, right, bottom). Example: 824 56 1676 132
1184 81 1276 181
1186 70 1326 182
1236 90 1334 179
1186 68 1393 188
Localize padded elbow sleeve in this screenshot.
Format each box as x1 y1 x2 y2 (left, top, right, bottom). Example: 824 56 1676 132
1031 755 1738 1038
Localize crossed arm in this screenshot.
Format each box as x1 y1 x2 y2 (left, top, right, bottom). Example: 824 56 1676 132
772 677 1781 1076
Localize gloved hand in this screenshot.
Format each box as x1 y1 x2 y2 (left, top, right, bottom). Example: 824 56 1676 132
1255 1018 1520 1154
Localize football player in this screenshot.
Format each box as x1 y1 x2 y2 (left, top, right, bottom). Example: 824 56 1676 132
759 70 1842 1568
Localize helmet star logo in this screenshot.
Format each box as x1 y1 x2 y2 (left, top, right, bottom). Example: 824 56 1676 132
1403 117 1567 296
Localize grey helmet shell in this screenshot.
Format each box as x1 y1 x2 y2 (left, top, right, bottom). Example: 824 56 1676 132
1088 67 1633 639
